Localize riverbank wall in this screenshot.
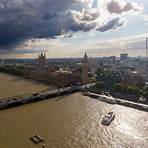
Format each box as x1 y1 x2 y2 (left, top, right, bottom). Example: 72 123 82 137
83 92 148 112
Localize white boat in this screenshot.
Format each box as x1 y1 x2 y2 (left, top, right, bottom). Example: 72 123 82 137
101 112 115 125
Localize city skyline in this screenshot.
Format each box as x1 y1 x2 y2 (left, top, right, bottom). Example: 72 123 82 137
0 0 148 58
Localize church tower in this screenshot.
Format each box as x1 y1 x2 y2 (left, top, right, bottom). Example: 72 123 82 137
82 52 88 84
37 53 46 72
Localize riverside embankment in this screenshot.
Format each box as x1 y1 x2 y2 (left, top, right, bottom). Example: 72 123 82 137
0 73 147 148
83 92 148 112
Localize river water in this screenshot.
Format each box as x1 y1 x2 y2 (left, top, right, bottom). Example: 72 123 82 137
0 92 147 148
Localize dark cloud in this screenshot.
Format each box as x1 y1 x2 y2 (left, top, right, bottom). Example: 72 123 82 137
97 17 126 32
0 0 143 51
107 0 122 14
107 0 142 14
0 0 100 49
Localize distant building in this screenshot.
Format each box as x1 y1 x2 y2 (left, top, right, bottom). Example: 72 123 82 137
24 53 55 81
0 59 5 66
53 52 89 87
82 52 88 84
37 53 46 72
24 52 89 87
109 56 116 61
53 69 82 87
120 53 128 61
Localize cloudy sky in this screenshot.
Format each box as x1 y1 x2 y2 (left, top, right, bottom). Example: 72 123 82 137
0 0 147 58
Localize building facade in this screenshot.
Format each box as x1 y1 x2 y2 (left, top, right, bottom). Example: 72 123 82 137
24 53 55 81
24 52 89 87
82 52 88 84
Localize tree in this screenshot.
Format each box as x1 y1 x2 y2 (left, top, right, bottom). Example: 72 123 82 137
127 86 142 96
95 81 105 89
113 83 126 93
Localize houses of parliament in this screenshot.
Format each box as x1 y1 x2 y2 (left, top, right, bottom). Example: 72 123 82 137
24 52 89 87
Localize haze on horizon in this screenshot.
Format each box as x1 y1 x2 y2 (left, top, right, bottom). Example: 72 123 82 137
0 0 147 58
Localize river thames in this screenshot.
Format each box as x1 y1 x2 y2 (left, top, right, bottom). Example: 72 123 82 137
0 73 147 148
0 93 147 148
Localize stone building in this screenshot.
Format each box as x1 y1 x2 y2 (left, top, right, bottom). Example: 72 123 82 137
24 53 55 81
24 52 89 87
82 52 88 84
